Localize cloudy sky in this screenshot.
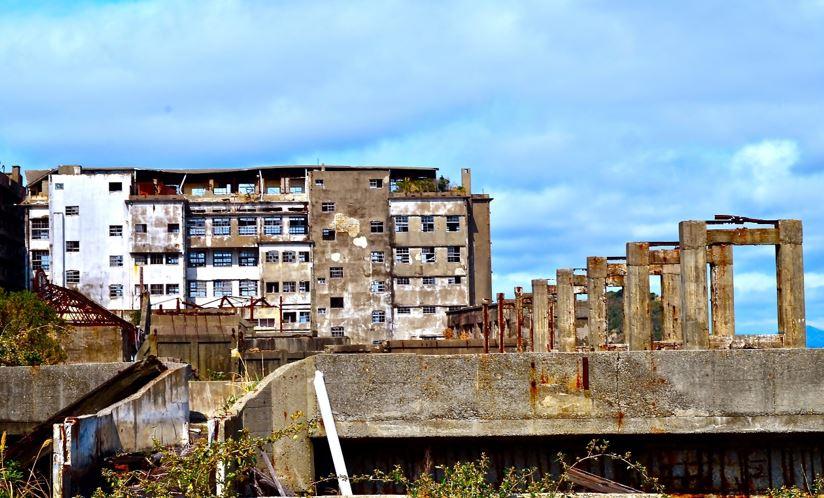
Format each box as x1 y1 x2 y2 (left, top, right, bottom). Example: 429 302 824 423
2 0 824 333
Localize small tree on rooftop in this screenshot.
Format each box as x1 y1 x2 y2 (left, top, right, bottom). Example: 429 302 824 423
0 288 67 366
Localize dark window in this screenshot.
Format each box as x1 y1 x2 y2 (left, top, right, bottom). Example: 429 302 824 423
150 253 164 264
369 178 383 188
166 253 179 265
288 216 307 234
422 277 435 285
54 183 64 190
397 307 411 314
263 217 282 235
168 223 180 234
238 217 257 235
188 251 206 267
298 251 310 263
239 250 258 266
330 297 344 308
372 310 386 323
150 284 164 295
299 281 310 292
166 284 180 295
213 251 232 267
188 280 206 297
239 280 257 296
283 281 296 292
214 280 232 297
109 284 123 298
331 326 344 337
423 306 436 314
330 267 343 278
109 225 122 237
66 206 79 216
32 219 49 239
448 246 461 263
315 179 324 187
395 248 410 264
422 247 436 263
282 251 296 263
31 250 50 271
212 217 231 236
133 254 147 266
447 276 462 284
65 270 80 284
265 251 279 263
265 282 279 293
370 221 384 233
322 229 335 240
66 241 79 252
396 277 410 285
371 251 384 263
394 216 408 232
446 215 460 232
421 215 435 232
135 224 147 234
109 255 123 267
109 182 122 192
188 218 206 236
321 202 335 212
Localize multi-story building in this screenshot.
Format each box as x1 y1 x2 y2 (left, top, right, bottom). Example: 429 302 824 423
0 165 25 290
21 165 492 342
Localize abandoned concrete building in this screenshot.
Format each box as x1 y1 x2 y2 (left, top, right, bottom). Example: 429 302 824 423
0 165 25 290
21 165 492 343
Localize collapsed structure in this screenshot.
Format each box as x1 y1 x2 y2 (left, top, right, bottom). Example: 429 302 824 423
449 215 806 352
21 165 492 342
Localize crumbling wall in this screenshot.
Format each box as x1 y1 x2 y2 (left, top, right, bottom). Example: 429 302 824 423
62 326 125 363
0 362 131 435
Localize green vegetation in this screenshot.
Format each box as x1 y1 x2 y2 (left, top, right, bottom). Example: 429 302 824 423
0 432 51 498
0 289 67 366
605 289 664 342
767 477 824 498
395 176 465 194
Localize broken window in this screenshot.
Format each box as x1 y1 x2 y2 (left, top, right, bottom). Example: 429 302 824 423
370 220 384 233
109 182 122 192
288 216 307 234
239 250 258 266
299 311 311 323
331 326 345 337
421 215 434 232
283 281 297 293
238 217 257 235
166 284 179 295
134 254 147 266
188 218 206 236
213 251 232 267
150 253 164 265
66 205 79 216
371 280 386 293
214 185 230 195
299 281 310 292
447 276 462 285
166 253 179 265
135 224 147 234
315 179 324 187
283 312 297 323
397 307 411 314
188 280 207 298
317 307 327 316
212 217 231 236
110 255 123 267
150 284 164 295
191 187 206 196
371 251 384 263
299 251 310 262
330 297 344 308
65 270 80 284
188 251 206 267
396 276 410 285
330 267 343 278
448 305 462 312
109 284 123 298
31 218 49 239
31 251 50 271
66 241 79 252
264 217 282 235
265 251 279 263
422 277 435 285
322 229 335 241
54 183 64 190
167 223 180 234
423 306 436 314
109 225 122 237
214 280 232 297
266 186 281 194
446 215 460 232
321 202 335 212
394 216 409 232
257 318 276 327
289 178 305 193
317 277 326 285
239 280 257 296
395 248 410 264
369 178 383 188
448 246 461 263
238 183 256 194
422 247 435 263
371 310 386 323
282 251 296 263
265 282 279 293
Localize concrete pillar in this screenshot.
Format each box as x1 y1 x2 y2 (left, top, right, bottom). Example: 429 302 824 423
679 221 709 349
556 269 576 352
531 279 549 352
708 244 735 337
586 257 607 349
660 263 682 341
776 219 806 348
461 168 472 193
624 243 652 350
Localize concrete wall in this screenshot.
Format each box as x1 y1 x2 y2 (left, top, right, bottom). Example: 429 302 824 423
62 326 125 363
53 363 191 497
0 362 131 435
189 380 250 418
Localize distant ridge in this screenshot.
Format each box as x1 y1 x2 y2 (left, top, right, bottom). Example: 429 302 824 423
807 325 824 348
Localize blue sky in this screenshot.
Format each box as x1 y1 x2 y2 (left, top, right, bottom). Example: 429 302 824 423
2 0 824 332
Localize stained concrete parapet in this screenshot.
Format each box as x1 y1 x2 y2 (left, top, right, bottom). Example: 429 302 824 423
0 362 132 435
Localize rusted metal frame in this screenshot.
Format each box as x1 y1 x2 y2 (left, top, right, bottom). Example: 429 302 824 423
514 286 524 352
482 300 490 353
497 292 505 353
709 214 778 225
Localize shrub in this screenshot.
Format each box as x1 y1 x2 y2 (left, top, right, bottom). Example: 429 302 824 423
0 289 67 366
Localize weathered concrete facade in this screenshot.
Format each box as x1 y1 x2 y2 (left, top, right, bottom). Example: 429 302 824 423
0 165 25 290
22 165 493 343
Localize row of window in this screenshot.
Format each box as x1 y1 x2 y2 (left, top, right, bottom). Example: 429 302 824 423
190 179 306 196
188 280 259 297
264 281 311 294
394 246 462 264
314 177 383 190
187 216 307 236
188 250 260 267
394 215 461 233
52 181 123 192
256 311 311 327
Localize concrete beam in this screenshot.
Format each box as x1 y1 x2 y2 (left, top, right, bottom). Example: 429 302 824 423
625 243 652 351
586 257 607 350
556 269 576 352
680 221 709 349
776 219 806 347
531 279 549 352
709 244 735 337
707 228 779 246
660 263 682 342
